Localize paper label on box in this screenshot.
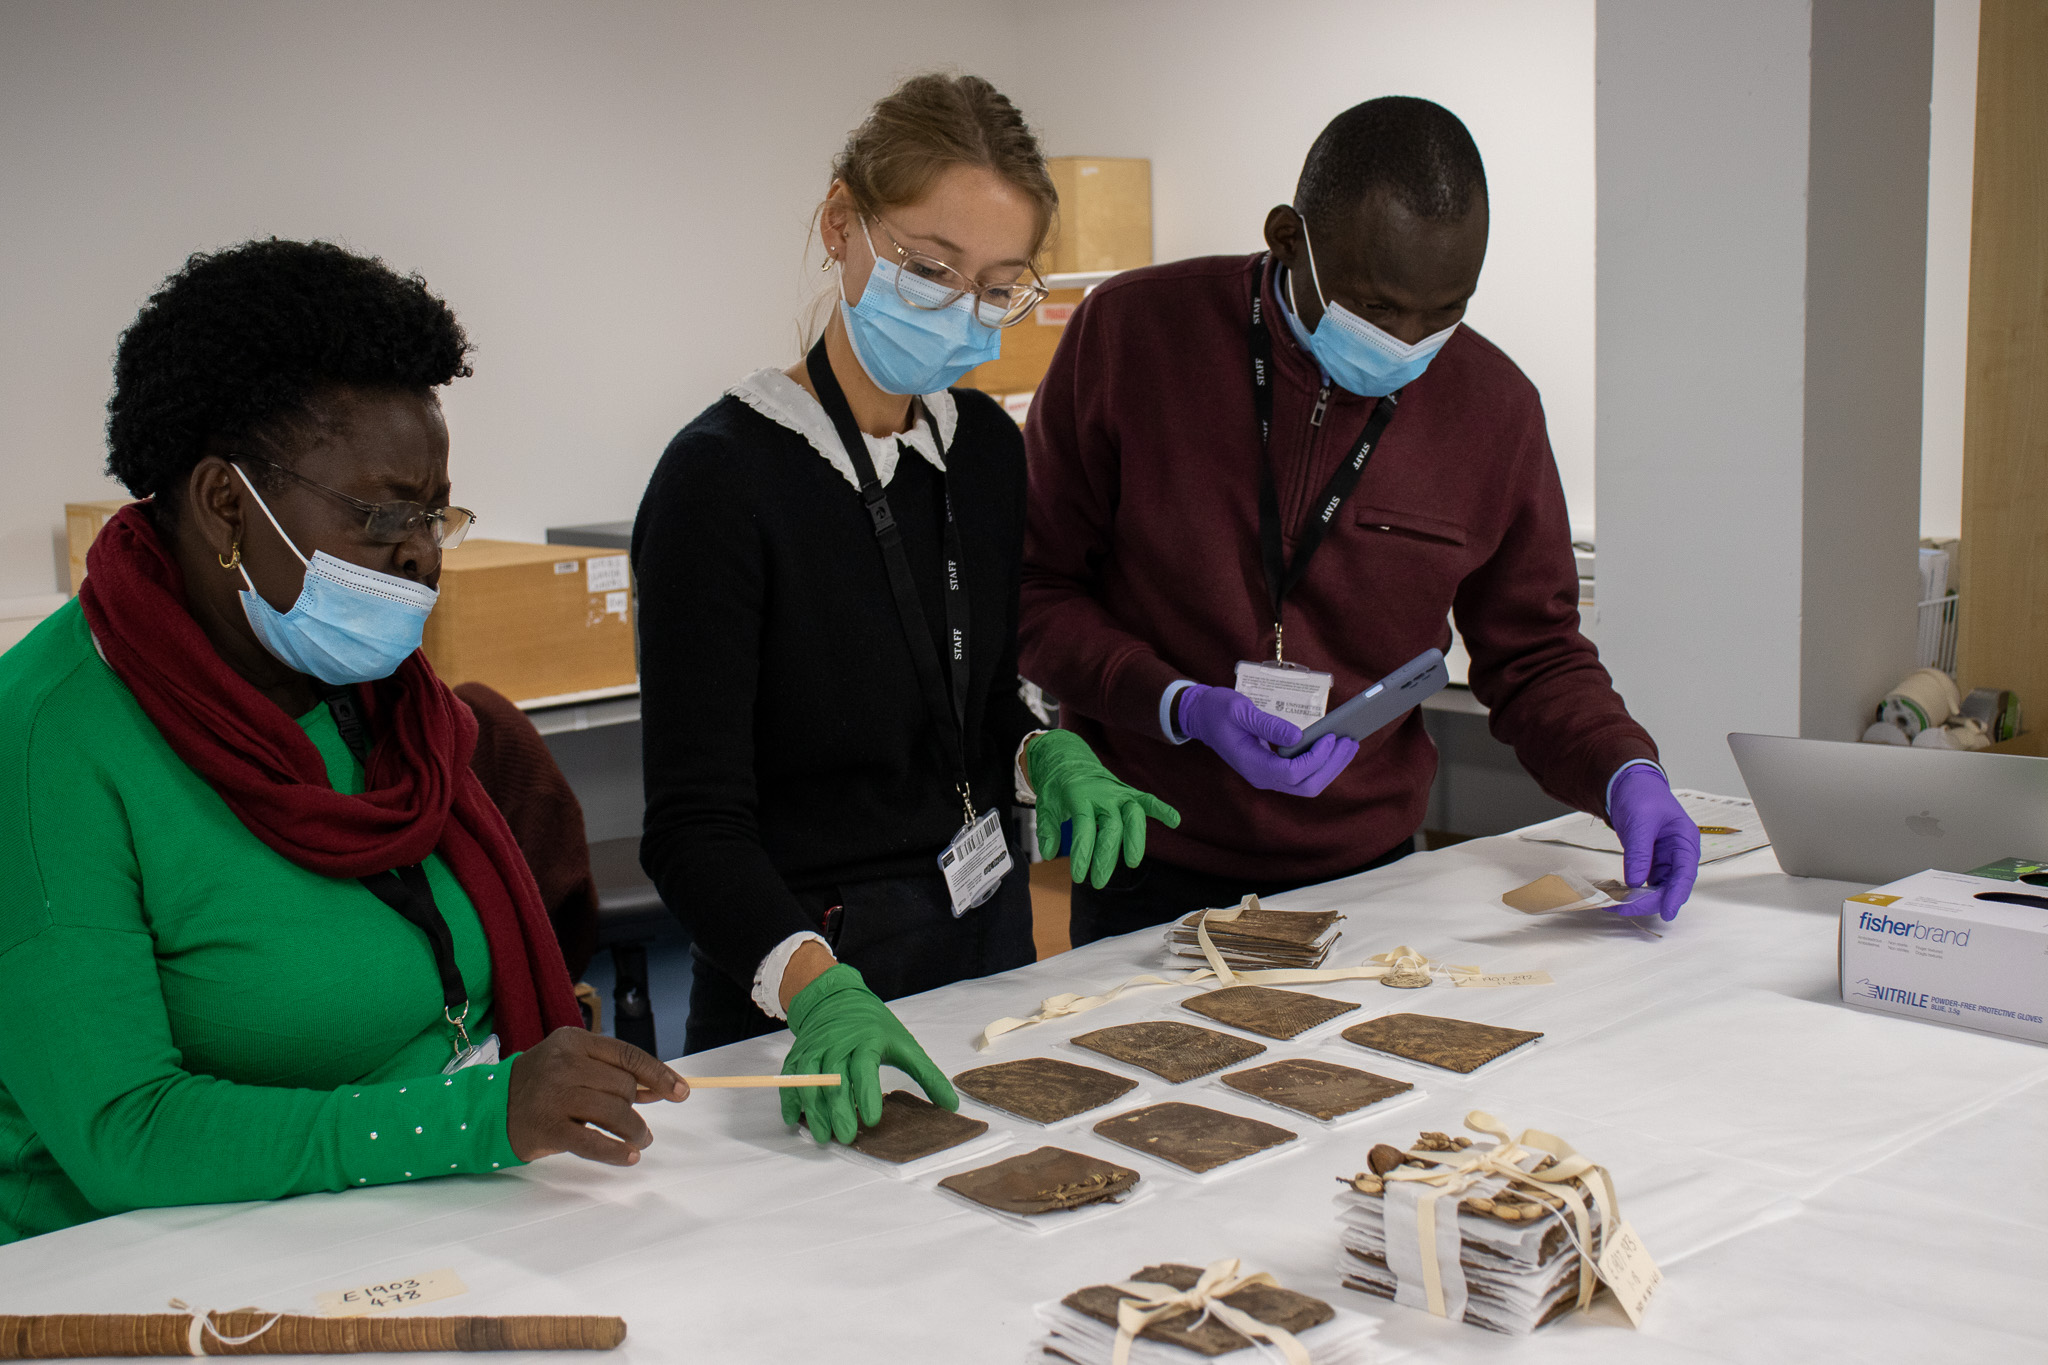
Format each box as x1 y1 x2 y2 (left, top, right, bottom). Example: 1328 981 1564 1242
604 590 629 618
1450 970 1555 988
314 1267 467 1317
586 555 629 593
1594 1220 1660 1327
1038 303 1076 325
553 560 579 575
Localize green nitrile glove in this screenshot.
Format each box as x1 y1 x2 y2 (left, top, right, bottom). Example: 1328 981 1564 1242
1026 729 1182 891
780 963 957 1144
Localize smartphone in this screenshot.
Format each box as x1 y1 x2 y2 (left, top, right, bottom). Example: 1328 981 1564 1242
1275 648 1449 758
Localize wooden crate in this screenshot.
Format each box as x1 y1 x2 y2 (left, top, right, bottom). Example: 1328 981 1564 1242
1046 157 1152 275
958 287 1085 397
65 499 133 592
421 539 636 705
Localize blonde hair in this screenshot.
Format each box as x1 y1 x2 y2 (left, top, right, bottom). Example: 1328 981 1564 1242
800 74 1057 348
832 72 1058 253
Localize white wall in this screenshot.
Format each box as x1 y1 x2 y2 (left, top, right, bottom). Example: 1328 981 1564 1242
0 0 1020 598
0 0 1601 601
1003 0 1600 535
1919 0 1978 541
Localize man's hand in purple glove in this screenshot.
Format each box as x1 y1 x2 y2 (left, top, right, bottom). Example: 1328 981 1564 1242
1606 765 1701 922
1177 684 1359 797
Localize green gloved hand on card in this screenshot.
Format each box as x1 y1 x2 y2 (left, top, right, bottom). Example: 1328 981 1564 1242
781 963 957 1144
1026 729 1182 891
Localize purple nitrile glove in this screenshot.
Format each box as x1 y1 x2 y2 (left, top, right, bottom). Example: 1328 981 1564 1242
1606 765 1701 922
1177 683 1360 797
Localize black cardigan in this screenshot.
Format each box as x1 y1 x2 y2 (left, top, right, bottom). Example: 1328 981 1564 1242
633 385 1041 990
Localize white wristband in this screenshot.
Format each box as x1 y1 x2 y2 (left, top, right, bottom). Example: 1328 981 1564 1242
753 931 831 1020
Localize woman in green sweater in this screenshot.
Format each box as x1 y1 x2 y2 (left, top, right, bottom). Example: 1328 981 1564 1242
0 240 686 1245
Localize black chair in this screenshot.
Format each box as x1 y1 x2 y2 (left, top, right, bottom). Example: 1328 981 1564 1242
585 836 683 1058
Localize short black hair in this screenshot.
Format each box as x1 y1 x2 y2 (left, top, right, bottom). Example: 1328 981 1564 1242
106 238 472 507
1294 96 1487 228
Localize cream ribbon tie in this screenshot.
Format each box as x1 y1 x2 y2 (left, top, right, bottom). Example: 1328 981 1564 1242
1109 1259 1310 1365
1376 1111 1621 1319
165 1300 285 1357
974 896 1514 1049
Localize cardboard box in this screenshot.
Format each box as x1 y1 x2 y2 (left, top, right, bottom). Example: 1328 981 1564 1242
66 499 134 592
1045 157 1152 275
1841 869 2048 1044
421 539 635 706
958 287 1084 397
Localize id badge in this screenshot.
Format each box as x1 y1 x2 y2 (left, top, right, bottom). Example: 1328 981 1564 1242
1233 659 1333 728
442 1032 501 1075
938 807 1013 918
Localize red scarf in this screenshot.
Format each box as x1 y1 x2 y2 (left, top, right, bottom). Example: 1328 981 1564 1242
78 504 581 1052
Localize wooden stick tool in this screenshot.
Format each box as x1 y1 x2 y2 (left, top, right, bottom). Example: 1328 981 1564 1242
0 1311 624 1357
681 1074 841 1089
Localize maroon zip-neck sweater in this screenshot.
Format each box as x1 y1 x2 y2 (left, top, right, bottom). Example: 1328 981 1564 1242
1019 252 1657 883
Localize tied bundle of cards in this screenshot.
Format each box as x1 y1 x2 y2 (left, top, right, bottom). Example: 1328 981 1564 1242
1334 1128 1610 1336
1167 900 1342 972
1031 1262 1381 1365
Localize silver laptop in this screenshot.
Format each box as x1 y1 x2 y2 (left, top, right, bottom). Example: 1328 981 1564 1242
1728 733 2048 884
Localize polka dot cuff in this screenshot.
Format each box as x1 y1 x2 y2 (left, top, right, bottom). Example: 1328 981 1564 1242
336 1059 522 1189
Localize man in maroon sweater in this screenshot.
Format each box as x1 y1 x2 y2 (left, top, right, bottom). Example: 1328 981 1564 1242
1020 97 1700 943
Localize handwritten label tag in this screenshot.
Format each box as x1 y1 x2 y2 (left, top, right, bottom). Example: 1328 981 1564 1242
604 590 630 618
1450 970 1555 988
586 555 629 593
314 1268 468 1318
1594 1220 1661 1327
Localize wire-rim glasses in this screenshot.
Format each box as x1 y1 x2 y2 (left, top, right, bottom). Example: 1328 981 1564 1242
235 455 477 548
868 217 1048 329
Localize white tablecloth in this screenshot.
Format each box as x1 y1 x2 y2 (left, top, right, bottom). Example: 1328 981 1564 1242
5 827 2045 1362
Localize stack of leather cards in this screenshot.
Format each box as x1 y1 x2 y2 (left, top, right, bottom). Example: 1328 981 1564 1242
1166 903 1342 971
1334 1130 1606 1335
1030 1263 1381 1364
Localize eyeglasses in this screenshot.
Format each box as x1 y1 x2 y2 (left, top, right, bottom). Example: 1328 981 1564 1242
235 456 477 548
868 217 1048 328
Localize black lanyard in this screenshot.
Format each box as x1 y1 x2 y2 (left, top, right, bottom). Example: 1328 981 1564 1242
317 683 475 1052
1248 256 1400 660
804 338 978 826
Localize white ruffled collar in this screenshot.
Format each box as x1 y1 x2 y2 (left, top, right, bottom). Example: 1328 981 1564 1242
727 367 955 492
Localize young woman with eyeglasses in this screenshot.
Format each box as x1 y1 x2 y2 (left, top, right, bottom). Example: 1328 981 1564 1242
633 74 1177 1145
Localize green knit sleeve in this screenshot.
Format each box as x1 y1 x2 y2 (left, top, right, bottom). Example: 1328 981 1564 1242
0 923 523 1219
0 648 524 1231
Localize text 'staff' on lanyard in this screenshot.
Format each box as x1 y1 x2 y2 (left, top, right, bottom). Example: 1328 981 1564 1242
803 340 1012 916
318 684 500 1073
1246 255 1400 664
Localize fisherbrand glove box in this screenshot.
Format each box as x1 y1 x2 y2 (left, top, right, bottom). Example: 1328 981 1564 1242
1841 869 2048 1045
420 539 636 705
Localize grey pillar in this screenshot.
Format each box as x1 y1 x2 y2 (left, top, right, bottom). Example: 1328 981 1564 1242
1596 0 1933 794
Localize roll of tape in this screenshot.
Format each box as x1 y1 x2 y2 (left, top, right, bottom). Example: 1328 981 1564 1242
1880 667 1961 737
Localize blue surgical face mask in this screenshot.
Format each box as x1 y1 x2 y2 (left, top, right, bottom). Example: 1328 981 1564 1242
838 221 1002 396
1290 218 1459 397
232 465 438 685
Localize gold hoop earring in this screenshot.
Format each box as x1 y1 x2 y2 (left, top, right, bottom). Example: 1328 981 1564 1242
821 254 835 272
218 542 240 570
